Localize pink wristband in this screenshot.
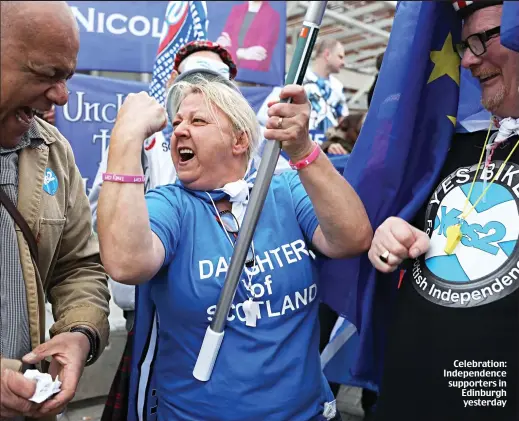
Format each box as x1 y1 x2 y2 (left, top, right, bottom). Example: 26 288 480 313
289 143 321 170
102 173 145 183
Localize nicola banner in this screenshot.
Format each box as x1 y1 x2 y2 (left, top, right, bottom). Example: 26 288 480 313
68 1 285 86
68 1 172 73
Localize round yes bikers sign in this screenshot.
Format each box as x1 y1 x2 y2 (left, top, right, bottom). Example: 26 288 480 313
411 160 519 308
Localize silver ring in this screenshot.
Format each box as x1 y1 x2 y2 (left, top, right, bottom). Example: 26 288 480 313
277 117 283 129
379 250 390 264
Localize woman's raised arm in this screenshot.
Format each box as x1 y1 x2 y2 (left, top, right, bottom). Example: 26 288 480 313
97 92 167 284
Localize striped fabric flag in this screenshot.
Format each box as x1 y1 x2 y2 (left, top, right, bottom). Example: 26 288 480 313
143 1 208 190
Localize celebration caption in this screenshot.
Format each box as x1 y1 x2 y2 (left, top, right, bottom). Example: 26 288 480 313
445 360 507 408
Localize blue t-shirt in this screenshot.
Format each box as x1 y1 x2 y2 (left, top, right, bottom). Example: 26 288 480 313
145 171 334 421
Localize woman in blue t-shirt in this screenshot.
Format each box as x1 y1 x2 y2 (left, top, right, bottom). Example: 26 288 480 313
97 70 372 421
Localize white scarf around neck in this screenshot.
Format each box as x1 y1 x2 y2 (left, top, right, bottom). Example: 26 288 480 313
216 165 257 226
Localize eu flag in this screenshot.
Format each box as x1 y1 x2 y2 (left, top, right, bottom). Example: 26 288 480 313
502 1 519 52
318 1 462 390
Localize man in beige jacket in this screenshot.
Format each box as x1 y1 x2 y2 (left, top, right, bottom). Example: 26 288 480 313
0 2 110 419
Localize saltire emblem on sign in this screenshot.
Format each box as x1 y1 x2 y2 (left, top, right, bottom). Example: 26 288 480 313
144 137 156 151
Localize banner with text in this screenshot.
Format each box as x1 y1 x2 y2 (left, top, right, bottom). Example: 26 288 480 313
68 1 285 86
54 74 148 193
68 1 170 73
55 73 274 194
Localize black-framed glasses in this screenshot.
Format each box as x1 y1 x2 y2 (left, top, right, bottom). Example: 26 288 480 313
218 210 256 268
456 26 500 59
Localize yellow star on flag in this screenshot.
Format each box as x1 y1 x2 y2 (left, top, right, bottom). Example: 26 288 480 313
447 115 457 126
428 33 460 85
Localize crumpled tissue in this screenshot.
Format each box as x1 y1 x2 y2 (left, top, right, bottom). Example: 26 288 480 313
23 369 62 403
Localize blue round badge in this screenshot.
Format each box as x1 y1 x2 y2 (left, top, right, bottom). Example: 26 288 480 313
43 168 58 196
413 161 519 308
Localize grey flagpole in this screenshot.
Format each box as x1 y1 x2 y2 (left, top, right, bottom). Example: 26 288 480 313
193 0 329 382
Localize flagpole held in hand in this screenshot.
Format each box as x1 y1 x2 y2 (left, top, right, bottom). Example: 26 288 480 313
193 0 329 382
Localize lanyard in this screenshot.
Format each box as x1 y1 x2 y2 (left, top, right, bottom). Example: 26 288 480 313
206 194 260 327
445 123 519 254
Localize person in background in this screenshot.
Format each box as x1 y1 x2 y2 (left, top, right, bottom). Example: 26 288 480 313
367 52 384 108
304 39 349 142
258 39 348 143
256 39 349 172
216 1 280 72
321 112 367 155
0 2 110 419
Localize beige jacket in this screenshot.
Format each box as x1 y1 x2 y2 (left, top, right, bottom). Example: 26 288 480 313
1 118 110 389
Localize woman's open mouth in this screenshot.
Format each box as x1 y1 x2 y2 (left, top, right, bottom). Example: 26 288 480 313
179 147 195 162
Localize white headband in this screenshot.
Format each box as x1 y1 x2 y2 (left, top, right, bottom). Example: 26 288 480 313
178 55 231 80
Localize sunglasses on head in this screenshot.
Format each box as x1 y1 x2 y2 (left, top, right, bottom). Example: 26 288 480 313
218 210 256 268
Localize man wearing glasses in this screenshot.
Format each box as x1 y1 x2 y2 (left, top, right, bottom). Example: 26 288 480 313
368 1 518 420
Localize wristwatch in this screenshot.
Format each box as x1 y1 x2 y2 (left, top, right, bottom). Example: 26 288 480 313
70 326 99 366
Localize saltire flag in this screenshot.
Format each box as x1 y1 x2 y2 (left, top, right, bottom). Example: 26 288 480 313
320 317 364 387
316 1 462 391
128 3 207 421
143 1 208 191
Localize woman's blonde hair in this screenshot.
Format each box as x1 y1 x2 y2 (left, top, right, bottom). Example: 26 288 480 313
166 72 260 163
